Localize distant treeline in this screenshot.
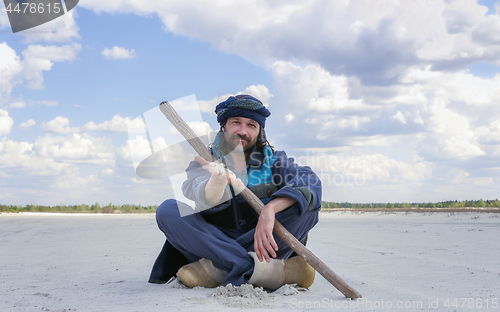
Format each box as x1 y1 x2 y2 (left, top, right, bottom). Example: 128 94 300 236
321 199 500 209
0 203 157 214
2 199 500 214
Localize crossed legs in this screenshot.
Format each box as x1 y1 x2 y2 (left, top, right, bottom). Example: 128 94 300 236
155 198 319 286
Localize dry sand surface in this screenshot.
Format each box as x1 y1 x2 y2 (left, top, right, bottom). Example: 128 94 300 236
1 211 499 311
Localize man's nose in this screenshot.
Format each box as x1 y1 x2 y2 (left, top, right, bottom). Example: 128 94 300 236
236 125 249 137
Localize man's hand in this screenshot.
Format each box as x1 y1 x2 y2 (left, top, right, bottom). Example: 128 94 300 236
194 156 245 206
194 156 224 175
254 197 297 262
195 156 228 206
254 205 278 262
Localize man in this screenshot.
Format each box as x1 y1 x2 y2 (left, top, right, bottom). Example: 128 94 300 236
149 94 322 289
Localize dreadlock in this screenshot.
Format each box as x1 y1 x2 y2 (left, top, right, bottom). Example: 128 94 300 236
256 128 274 152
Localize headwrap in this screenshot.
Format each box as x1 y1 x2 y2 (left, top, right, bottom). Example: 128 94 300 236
215 95 270 129
212 95 271 161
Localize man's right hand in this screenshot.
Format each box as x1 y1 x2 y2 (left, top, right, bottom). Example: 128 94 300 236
194 156 235 206
195 156 228 186
195 156 246 206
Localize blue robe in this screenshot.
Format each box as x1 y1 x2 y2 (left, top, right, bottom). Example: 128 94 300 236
149 145 322 286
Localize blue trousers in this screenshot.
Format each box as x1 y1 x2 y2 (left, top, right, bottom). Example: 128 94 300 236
151 199 319 286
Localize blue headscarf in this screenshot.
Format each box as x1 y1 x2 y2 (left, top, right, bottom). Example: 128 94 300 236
212 95 271 161
215 95 270 128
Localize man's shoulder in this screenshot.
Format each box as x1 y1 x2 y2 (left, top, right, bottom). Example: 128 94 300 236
271 149 289 160
272 149 286 156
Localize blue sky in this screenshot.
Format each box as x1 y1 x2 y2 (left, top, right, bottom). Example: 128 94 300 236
1 0 500 206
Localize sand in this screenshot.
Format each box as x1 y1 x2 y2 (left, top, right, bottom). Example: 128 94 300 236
1 211 499 311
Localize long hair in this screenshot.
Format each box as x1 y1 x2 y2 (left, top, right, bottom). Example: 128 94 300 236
257 128 274 152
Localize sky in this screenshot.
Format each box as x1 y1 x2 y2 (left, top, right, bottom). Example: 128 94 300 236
1 0 500 206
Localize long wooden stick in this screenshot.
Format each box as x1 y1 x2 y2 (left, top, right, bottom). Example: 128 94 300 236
159 101 362 299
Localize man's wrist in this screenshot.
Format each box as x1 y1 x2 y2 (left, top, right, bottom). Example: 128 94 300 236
264 197 297 214
261 203 277 215
204 175 228 205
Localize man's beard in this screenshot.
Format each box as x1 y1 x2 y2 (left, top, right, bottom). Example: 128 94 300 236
224 133 256 153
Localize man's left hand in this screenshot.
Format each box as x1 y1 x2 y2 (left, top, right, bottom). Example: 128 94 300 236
254 205 278 263
253 197 298 262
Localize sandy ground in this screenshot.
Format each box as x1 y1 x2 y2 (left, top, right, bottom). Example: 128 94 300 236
1 211 499 312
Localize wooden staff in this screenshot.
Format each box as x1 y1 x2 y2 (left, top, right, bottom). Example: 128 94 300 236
159 101 362 299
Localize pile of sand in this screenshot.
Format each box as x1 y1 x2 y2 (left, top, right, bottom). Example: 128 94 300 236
167 278 295 308
210 284 274 308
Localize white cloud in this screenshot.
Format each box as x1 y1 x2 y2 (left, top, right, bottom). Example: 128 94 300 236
0 113 175 204
239 85 273 107
300 152 434 186
6 100 57 109
119 135 148 163
0 6 9 30
41 116 78 134
413 110 424 125
23 43 81 62
393 68 500 161
472 14 500 45
419 99 485 160
0 137 75 176
197 84 273 113
451 169 469 184
404 67 500 107
2 0 500 204
22 43 81 89
51 174 98 191
35 100 58 107
19 119 36 129
197 94 229 114
0 43 23 98
41 114 153 136
75 0 500 165
9 101 26 109
392 111 407 124
270 61 375 114
316 116 371 141
84 115 136 132
185 121 214 137
80 0 500 83
1 41 80 99
33 133 114 164
101 46 136 60
101 168 114 176
476 118 500 145
389 84 428 105
0 109 14 136
265 52 500 167
20 10 80 43
450 168 494 187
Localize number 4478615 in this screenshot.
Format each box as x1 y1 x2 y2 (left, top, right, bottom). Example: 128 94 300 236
5 2 62 14
444 298 498 309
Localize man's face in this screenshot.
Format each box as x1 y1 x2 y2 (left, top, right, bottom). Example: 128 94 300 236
222 117 260 152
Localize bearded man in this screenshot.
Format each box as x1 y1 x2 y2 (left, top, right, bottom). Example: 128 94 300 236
149 94 322 290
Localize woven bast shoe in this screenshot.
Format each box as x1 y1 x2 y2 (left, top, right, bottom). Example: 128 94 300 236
176 258 227 288
247 251 315 290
